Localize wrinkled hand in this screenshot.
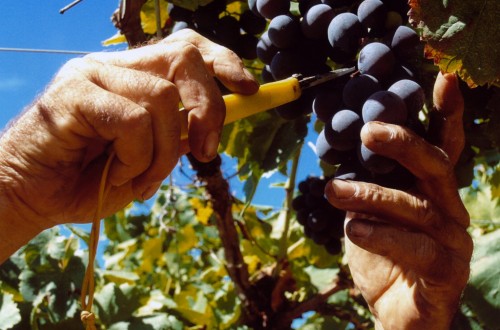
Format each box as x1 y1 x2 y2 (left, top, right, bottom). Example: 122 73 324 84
325 73 472 329
0 29 258 230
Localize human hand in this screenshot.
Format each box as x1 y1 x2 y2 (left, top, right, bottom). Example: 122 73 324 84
0 29 258 235
325 73 472 329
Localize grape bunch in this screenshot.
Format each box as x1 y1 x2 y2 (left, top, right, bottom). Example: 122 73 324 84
292 176 345 255
249 0 426 190
167 0 267 60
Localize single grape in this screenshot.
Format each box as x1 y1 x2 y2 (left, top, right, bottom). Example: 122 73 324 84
362 90 407 124
235 34 259 60
386 25 420 59
299 0 322 15
325 109 363 151
256 32 278 64
269 49 303 79
268 15 301 49
324 238 342 255
316 129 355 165
327 13 365 56
334 160 371 181
256 0 290 19
357 0 387 31
312 87 342 122
213 15 241 45
296 209 310 225
358 143 396 174
308 177 328 197
371 164 415 190
358 42 395 81
342 74 381 112
292 194 308 210
322 0 352 8
301 4 335 39
298 180 310 194
388 79 425 117
261 65 275 83
240 10 267 35
167 4 193 22
307 209 330 232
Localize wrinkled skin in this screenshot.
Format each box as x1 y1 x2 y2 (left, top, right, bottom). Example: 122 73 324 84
325 72 472 329
0 29 258 262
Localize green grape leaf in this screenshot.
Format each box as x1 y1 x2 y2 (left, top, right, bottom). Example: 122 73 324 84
94 283 143 325
220 111 307 201
463 230 500 327
408 0 500 87
109 314 184 330
0 293 21 330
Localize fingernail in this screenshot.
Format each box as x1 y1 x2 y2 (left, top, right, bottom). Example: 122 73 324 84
243 68 256 81
366 122 394 142
347 221 373 238
328 179 357 199
203 131 220 159
142 181 162 201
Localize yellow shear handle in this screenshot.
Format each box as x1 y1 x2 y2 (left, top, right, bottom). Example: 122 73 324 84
179 76 302 140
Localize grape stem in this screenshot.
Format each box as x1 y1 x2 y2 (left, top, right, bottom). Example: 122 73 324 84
276 143 303 266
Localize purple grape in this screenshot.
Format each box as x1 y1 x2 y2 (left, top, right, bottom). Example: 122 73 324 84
325 109 363 151
362 90 407 124
256 0 290 19
358 42 395 81
312 87 343 122
387 79 425 116
358 143 396 174
301 4 335 39
327 13 365 55
256 32 278 64
342 74 381 112
268 15 301 49
357 0 387 31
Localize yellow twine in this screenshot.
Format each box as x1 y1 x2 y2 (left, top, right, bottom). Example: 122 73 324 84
80 152 115 330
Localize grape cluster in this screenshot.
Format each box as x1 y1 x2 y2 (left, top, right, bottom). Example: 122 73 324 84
292 176 345 255
251 0 424 190
167 0 267 60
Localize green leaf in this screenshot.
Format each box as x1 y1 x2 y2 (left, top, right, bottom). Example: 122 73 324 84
463 229 500 327
109 314 183 330
303 266 339 292
0 293 21 330
94 283 143 325
408 0 500 87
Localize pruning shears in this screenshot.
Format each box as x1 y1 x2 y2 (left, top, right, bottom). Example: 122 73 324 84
179 67 355 139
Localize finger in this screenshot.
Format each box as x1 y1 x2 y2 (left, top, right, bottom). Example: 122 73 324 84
359 122 469 227
163 29 259 95
86 60 181 197
66 81 153 189
87 41 226 162
344 219 471 286
428 72 465 165
324 179 471 253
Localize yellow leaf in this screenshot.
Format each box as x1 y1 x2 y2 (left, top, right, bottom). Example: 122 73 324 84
102 32 127 46
176 224 198 254
243 255 260 274
141 237 163 272
190 197 213 225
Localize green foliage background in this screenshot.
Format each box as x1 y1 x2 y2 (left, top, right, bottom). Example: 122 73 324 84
1 0 499 329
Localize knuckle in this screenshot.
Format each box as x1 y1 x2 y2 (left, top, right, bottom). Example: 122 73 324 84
122 107 152 132
148 79 179 103
415 198 439 228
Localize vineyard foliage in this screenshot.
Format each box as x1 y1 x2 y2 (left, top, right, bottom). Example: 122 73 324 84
1 0 499 329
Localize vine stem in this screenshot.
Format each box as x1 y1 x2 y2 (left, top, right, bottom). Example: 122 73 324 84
277 144 303 263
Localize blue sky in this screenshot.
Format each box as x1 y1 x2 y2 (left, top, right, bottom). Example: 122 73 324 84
0 1 123 127
0 0 322 207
